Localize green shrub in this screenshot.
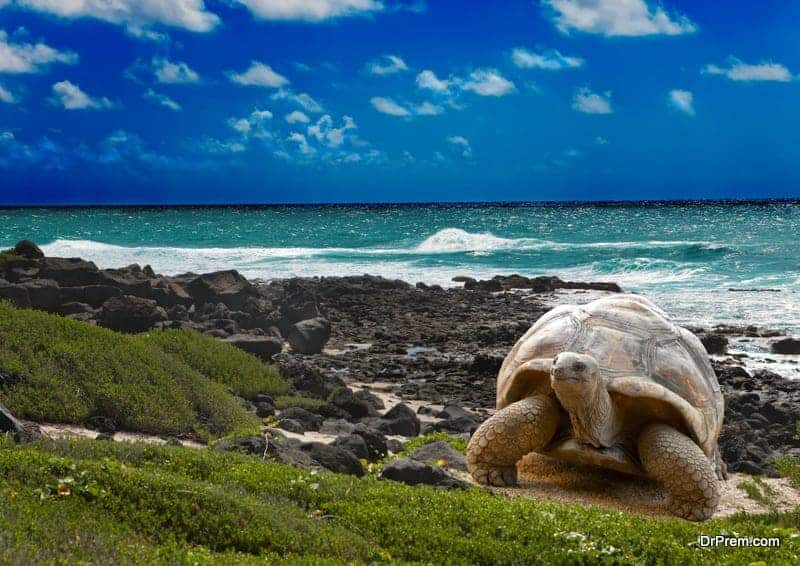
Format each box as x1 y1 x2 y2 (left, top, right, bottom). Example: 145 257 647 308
0 303 274 440
402 432 468 454
140 329 288 399
1 438 799 565
274 396 325 410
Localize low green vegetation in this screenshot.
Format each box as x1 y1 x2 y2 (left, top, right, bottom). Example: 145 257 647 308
0 302 288 441
402 432 468 455
739 476 778 509
0 250 23 268
1 437 798 565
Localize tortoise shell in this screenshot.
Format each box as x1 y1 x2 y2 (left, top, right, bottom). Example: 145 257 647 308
497 295 724 458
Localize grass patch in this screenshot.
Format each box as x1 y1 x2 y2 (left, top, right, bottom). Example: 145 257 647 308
274 395 326 411
739 476 778 509
141 329 289 399
0 303 289 441
0 437 799 564
401 432 468 454
0 250 23 269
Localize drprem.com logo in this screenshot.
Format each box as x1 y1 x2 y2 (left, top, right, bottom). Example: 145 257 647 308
698 535 781 548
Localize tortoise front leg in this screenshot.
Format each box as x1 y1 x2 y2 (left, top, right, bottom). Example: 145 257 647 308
638 423 721 521
467 395 559 487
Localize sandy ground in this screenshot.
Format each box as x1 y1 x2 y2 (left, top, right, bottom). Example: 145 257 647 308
476 453 800 520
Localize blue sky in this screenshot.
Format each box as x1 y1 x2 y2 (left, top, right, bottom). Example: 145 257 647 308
0 0 799 205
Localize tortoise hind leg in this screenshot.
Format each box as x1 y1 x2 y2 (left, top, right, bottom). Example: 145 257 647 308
467 395 559 487
638 423 720 521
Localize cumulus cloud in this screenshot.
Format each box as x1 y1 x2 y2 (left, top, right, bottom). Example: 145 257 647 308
544 0 696 37
368 54 408 75
229 109 274 138
668 89 694 115
416 69 450 92
512 47 584 70
235 0 383 22
51 80 113 110
370 96 410 116
307 114 356 148
446 135 472 158
702 59 793 82
152 57 200 84
0 30 78 74
287 132 315 155
8 0 220 37
271 89 324 113
144 89 181 111
0 82 15 103
572 86 612 114
413 101 442 115
461 68 516 97
229 61 289 88
285 110 310 123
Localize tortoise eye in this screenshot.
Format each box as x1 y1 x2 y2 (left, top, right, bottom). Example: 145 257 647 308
573 363 586 372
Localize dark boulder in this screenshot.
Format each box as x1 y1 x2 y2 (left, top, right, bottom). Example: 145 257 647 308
277 418 306 434
13 240 44 260
409 441 467 471
184 270 256 310
214 435 267 455
20 279 60 312
99 295 168 333
354 389 385 411
319 419 356 436
352 424 388 461
0 280 30 308
426 415 481 435
300 442 364 476
61 285 122 307
772 338 800 355
255 402 276 418
331 434 370 460
38 257 103 287
279 407 323 431
223 334 283 361
288 317 332 355
328 387 375 420
379 403 421 436
379 458 467 488
700 333 729 355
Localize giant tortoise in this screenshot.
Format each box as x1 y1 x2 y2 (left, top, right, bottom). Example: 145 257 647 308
466 294 726 521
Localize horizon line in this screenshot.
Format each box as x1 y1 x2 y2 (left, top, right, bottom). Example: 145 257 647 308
1 197 799 209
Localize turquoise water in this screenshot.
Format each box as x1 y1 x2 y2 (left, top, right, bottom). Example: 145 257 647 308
1 203 798 331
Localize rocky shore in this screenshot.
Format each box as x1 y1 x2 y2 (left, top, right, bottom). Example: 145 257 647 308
2 239 799 480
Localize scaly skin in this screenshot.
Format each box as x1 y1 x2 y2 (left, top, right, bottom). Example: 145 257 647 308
467 395 559 487
638 423 720 521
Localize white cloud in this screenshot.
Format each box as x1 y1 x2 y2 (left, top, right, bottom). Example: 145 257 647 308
288 132 315 155
512 47 584 70
10 0 220 36
307 114 356 148
544 0 696 37
416 69 450 92
152 57 199 84
229 61 289 88
235 0 383 22
446 135 472 158
462 68 516 97
702 59 793 82
0 82 15 103
413 101 443 115
368 54 408 75
229 109 274 138
0 30 78 74
271 89 324 113
572 86 612 114
668 89 694 116
285 110 310 123
370 96 410 116
144 89 181 111
51 80 113 110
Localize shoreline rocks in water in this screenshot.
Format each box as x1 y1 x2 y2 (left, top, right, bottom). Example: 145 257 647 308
2 240 799 479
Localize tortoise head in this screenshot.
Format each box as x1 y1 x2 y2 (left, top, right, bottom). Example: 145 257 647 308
550 352 601 406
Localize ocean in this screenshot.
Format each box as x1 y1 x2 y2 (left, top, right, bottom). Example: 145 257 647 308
1 202 798 334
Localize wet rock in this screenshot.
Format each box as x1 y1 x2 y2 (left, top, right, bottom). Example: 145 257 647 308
99 295 168 333
223 334 283 361
13 240 44 260
409 441 467 471
300 442 364 476
288 317 332 355
379 458 467 488
772 338 800 355
700 333 729 355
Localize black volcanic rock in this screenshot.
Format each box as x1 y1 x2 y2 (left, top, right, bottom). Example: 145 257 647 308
99 295 168 333
772 338 800 355
13 240 44 260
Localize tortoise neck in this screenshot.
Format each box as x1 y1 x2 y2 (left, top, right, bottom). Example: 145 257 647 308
563 382 619 448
